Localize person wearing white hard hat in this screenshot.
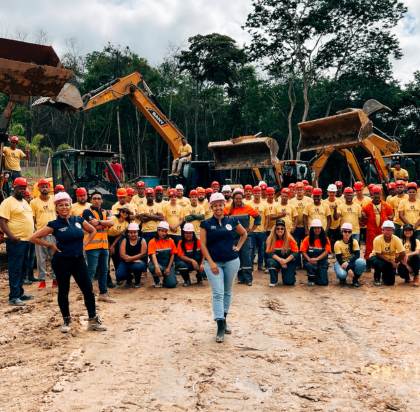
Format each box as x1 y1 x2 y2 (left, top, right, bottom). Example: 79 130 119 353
333 223 366 287
300 218 332 286
175 183 190 208
369 220 405 286
323 183 343 246
29 192 106 333
116 223 147 288
147 221 177 288
200 192 247 343
221 185 233 208
175 223 205 286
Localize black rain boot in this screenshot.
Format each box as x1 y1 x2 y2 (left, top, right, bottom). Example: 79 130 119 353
224 312 231 335
216 319 225 343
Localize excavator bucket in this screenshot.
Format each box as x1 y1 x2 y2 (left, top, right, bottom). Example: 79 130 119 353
208 136 280 170
0 37 73 98
32 82 83 111
298 110 373 152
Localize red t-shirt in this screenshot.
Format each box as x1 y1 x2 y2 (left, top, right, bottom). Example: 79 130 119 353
177 239 202 257
106 162 124 181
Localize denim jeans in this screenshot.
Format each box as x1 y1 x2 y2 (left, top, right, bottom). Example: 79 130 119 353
304 258 329 285
334 258 366 281
35 235 56 280
352 234 360 243
6 239 30 300
370 256 396 285
237 237 253 283
116 261 147 284
148 262 177 288
267 257 297 285
86 248 109 294
204 257 240 320
176 260 204 283
250 231 266 269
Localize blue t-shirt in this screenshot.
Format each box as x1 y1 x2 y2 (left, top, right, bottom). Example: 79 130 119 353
47 216 85 257
200 216 239 262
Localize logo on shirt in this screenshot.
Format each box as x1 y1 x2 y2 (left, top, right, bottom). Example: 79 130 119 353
225 224 232 231
75 222 82 229
58 227 68 232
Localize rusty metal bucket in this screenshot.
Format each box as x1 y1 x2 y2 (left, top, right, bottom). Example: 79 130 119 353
298 110 373 152
208 136 280 170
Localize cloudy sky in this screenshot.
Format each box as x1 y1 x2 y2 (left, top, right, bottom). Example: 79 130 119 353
0 0 419 84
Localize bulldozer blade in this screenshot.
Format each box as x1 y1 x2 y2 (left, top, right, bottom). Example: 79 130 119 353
32 83 83 111
298 110 372 152
0 38 73 98
208 136 279 170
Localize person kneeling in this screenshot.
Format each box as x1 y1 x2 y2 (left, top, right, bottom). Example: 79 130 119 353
148 221 177 288
116 223 147 288
334 223 366 287
265 219 299 286
176 223 205 286
301 219 331 286
397 224 419 286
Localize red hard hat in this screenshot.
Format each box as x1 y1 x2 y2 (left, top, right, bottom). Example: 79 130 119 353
136 181 145 188
145 188 154 195
168 188 177 196
252 186 261 193
196 187 205 194
371 185 382 193
288 183 296 188
155 185 164 192
211 181 220 187
260 183 268 190
312 188 322 196
266 187 275 194
244 184 253 190
343 187 354 194
10 135 19 143
205 188 213 194
38 178 50 187
189 189 198 196
281 188 290 194
13 177 27 187
54 184 65 193
407 182 418 190
368 183 375 190
396 180 405 186
388 182 396 189
353 181 363 191
335 181 343 187
302 179 309 185
75 187 87 196
305 185 313 191
126 187 135 196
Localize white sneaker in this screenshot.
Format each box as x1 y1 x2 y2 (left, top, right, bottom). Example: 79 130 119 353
60 323 71 333
269 283 276 287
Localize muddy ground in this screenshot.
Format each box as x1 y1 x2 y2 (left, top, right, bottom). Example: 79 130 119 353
0 266 419 412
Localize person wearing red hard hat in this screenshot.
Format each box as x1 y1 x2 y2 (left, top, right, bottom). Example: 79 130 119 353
250 186 267 273
265 187 283 235
388 180 408 237
277 188 296 234
30 178 57 289
30 191 106 333
335 181 344 199
205 187 213 201
183 189 206 238
126 187 135 201
288 183 296 199
132 181 147 209
244 184 253 205
3 136 26 196
386 182 396 202
304 185 313 198
162 188 185 244
0 177 35 305
354 181 371 246
398 182 420 236
211 181 220 193
111 187 136 216
361 185 394 265
197 187 211 218
153 185 166 206
303 187 331 234
335 187 363 242
54 184 65 194
137 188 165 244
71 187 91 217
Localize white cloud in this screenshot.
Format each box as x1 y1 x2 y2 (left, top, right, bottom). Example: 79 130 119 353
0 0 418 83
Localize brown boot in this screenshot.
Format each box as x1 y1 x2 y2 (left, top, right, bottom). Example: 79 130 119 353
87 316 107 331
98 293 115 303
413 275 419 287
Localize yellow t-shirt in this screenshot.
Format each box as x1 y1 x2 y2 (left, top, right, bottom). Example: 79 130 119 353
389 194 409 225
30 196 56 230
107 215 129 237
132 194 146 210
111 201 136 216
176 196 190 208
304 202 331 229
391 167 409 180
398 199 420 228
403 238 420 254
0 196 34 240
289 196 312 227
243 197 254 206
179 143 192 158
71 202 91 217
337 202 362 234
3 147 25 171
277 203 297 232
162 203 184 235
334 239 360 262
322 197 343 230
371 234 405 260
137 202 163 232
354 196 371 228
251 200 267 233
265 201 282 231
198 199 212 219
184 203 205 236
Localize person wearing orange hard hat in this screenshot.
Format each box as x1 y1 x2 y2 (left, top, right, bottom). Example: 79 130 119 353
71 187 91 217
205 187 213 201
250 186 267 272
3 135 26 196
111 187 136 216
211 181 220 193
0 177 34 306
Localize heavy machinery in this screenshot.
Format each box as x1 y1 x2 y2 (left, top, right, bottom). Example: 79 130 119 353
297 99 417 186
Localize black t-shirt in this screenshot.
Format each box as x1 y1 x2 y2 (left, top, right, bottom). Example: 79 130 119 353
200 216 239 262
47 216 85 257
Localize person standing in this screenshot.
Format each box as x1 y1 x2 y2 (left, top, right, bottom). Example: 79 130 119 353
2 135 26 196
388 180 408 237
29 192 106 333
250 186 267 272
0 177 34 305
163 189 185 245
105 156 124 182
303 188 331 233
30 178 57 289
197 187 211 219
323 184 343 246
277 188 297 234
222 185 233 208
175 184 190 208
70 187 91 217
111 188 136 215
398 182 420 238
137 188 164 244
353 181 371 244
82 192 115 302
184 190 206 238
290 182 312 249
335 187 362 242
132 181 146 210
200 192 247 343
171 137 192 176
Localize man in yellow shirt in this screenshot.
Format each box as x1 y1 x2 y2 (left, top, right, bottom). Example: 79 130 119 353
30 178 57 288
111 188 136 216
335 187 362 242
369 220 405 286
398 182 420 234
171 137 192 176
0 177 34 306
175 184 190 208
70 187 91 217
390 161 409 181
277 188 297 233
353 181 371 244
303 188 331 233
3 136 26 195
323 183 343 246
197 187 211 218
132 181 147 210
289 182 312 247
137 188 164 243
388 180 408 236
264 187 283 233
184 190 205 237
163 189 185 244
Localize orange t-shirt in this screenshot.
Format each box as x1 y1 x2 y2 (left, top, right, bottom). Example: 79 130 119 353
267 237 299 253
147 237 177 255
300 236 331 253
176 239 202 257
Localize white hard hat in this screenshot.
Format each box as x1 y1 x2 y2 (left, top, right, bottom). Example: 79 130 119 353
183 223 195 232
341 223 353 231
382 220 395 229
54 192 72 204
327 184 338 192
175 184 184 190
222 185 232 192
127 223 139 231
310 218 323 228
157 221 170 230
209 192 226 204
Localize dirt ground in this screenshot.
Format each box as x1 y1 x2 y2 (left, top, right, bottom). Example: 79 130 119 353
0 266 419 412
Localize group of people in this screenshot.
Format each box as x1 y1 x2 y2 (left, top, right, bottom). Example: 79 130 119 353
1 170 419 341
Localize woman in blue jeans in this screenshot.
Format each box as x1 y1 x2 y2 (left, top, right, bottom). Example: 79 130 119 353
200 192 247 343
117 223 147 287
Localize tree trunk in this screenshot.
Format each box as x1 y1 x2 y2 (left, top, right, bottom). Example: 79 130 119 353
116 105 122 163
282 79 296 160
296 77 310 160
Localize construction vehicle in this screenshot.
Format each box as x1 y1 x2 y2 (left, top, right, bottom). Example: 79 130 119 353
297 99 419 187
35 72 311 191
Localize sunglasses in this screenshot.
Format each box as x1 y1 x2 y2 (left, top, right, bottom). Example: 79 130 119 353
342 230 352 233
92 197 102 200
275 226 285 230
